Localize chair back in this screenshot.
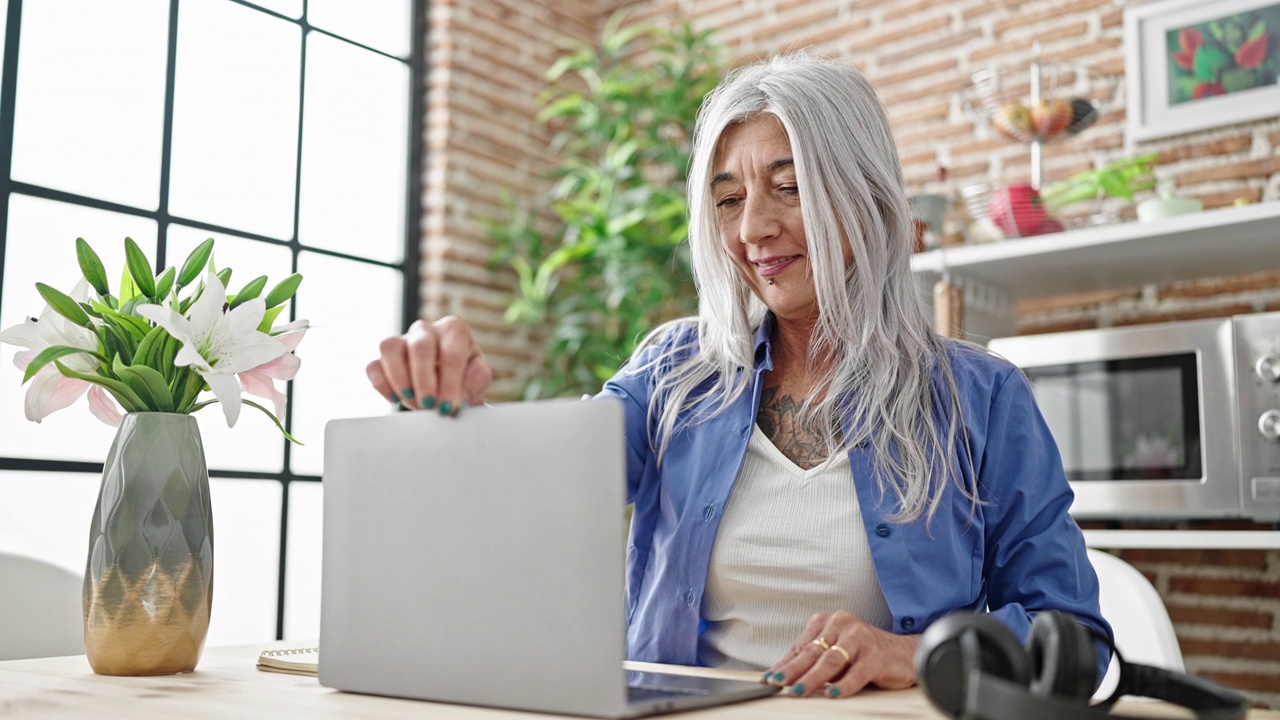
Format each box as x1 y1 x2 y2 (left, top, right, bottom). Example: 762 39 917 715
1087 548 1184 671
0 553 83 660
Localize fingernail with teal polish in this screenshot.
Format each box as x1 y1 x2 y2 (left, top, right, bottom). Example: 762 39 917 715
400 388 415 402
759 671 772 683
439 401 453 416
387 392 400 404
826 687 841 698
790 684 805 696
421 395 436 410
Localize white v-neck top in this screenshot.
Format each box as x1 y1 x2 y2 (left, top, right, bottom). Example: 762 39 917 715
698 424 893 670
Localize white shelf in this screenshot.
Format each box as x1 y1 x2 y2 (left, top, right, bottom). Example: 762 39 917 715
910 201 1280 300
1083 529 1280 550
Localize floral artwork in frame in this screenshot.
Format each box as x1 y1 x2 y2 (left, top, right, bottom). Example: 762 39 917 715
1125 0 1280 142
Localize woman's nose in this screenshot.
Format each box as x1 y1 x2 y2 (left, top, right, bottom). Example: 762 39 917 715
739 195 780 245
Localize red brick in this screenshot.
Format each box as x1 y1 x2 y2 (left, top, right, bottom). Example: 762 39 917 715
1015 318 1100 335
1167 577 1280 597
1154 137 1252 164
1196 671 1280 693
873 58 959 90
879 28 984 66
1159 270 1280 301
1017 288 1143 315
850 15 952 54
1166 604 1274 628
1112 304 1260 327
1177 157 1280 186
1181 640 1280 662
993 0 1112 34
1119 548 1270 569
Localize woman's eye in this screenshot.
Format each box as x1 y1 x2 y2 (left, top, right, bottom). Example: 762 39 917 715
779 185 799 195
715 196 740 208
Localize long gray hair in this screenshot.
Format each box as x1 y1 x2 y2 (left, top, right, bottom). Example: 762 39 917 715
634 52 975 525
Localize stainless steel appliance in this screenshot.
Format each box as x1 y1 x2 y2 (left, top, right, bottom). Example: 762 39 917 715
988 312 1280 520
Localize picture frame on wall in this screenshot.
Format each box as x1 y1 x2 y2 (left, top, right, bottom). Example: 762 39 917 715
1125 0 1280 142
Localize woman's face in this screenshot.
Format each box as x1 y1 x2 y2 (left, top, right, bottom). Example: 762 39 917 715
712 114 818 324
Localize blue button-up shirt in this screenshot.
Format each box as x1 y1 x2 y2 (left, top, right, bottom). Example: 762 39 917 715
599 318 1111 678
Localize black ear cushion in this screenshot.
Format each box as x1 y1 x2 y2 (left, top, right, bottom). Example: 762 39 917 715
917 613 1032 718
1028 611 1097 702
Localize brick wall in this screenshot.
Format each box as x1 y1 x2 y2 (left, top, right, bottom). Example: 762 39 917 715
422 0 1280 703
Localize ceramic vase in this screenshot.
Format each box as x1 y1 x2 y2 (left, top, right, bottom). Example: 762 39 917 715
82 412 214 675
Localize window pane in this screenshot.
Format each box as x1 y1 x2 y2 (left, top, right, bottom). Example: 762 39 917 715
207 478 282 645
283 480 322 640
10 0 169 209
0 470 100 577
243 0 301 18
166 226 293 473
298 33 408 263
0 195 157 461
169 0 301 239
289 253 402 474
309 0 410 57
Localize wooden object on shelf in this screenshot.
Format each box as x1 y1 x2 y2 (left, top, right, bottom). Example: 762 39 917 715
933 279 964 338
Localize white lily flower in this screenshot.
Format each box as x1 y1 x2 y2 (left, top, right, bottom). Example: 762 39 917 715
0 280 101 423
136 272 287 428
238 319 309 418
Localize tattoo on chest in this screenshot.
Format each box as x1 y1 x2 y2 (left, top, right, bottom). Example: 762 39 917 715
756 386 830 470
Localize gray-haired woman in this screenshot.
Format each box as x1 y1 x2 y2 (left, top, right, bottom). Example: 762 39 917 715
367 52 1110 699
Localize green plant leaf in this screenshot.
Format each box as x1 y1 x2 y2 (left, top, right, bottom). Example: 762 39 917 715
1248 19 1267 41
90 299 150 341
75 238 111 297
54 360 145 412
263 273 303 308
133 324 168 369
230 275 268 309
118 264 140 305
102 324 135 365
177 238 215 288
35 282 93 328
1193 44 1229 81
191 398 303 444
21 345 105 384
1223 68 1257 92
113 355 174 412
155 267 176 299
257 304 286 334
124 237 157 298
216 267 232 289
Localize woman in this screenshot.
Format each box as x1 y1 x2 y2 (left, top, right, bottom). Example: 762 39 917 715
366 52 1110 699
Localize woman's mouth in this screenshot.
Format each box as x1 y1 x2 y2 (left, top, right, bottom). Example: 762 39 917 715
753 255 800 278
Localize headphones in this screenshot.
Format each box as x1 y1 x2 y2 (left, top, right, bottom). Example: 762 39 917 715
915 611 1248 720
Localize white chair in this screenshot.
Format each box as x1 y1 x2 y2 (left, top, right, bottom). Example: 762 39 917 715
1087 548 1184 700
0 552 84 660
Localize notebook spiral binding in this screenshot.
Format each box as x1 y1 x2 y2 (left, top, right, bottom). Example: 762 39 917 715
260 646 319 657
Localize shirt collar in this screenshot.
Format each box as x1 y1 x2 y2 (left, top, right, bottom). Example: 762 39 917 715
752 313 775 371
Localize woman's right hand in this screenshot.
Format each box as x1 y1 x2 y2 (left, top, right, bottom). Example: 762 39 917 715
365 316 493 416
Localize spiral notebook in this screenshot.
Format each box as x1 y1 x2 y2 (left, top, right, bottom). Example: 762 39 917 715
257 647 320 677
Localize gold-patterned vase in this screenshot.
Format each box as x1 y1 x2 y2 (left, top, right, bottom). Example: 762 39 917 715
83 412 214 675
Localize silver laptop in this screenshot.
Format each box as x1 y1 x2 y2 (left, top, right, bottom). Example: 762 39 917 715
319 397 776 717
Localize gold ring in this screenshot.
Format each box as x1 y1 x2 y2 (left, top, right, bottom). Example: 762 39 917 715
811 637 830 651
830 644 851 665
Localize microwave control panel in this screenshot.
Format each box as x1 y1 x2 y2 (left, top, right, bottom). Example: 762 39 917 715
1236 311 1280 512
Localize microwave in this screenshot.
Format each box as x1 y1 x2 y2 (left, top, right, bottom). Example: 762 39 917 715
988 311 1280 521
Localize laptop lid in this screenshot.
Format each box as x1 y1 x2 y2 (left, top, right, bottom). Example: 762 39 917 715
318 398 631 716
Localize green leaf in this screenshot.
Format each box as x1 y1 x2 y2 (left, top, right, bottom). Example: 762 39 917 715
1248 20 1267 41
22 345 105 384
90 299 150 341
155 267 176 299
1193 44 1229 82
35 283 92 328
216 267 232 289
133 325 168 369
103 324 134 365
54 360 145 412
230 275 268 309
118 258 141 304
124 237 157 298
1222 68 1257 93
177 238 215 288
75 238 110 297
113 355 174 413
257 304 286 334
263 273 303 308
242 398 303 444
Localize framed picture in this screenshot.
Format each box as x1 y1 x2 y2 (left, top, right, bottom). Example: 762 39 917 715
1125 0 1280 142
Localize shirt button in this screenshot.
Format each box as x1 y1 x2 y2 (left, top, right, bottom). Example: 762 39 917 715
876 524 890 537
703 504 715 522
685 589 696 607
902 617 916 631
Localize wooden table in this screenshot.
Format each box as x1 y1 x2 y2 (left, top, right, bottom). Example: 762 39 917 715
1 643 1275 719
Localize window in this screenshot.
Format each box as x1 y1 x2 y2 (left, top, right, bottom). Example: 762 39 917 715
0 0 423 644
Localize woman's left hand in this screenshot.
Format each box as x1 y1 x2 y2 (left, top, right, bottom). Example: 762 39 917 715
765 611 920 699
